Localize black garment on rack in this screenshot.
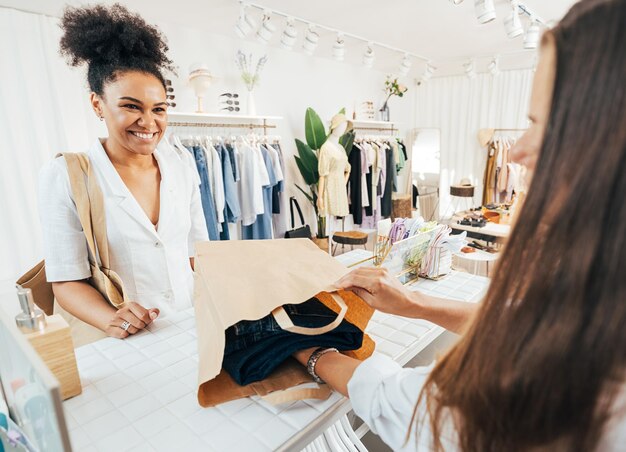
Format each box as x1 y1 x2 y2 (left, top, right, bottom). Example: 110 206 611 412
381 147 395 217
398 141 408 161
348 144 363 225
271 143 284 215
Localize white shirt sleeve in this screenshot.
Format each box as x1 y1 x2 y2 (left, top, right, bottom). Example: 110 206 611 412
38 158 91 282
348 354 446 451
211 146 225 224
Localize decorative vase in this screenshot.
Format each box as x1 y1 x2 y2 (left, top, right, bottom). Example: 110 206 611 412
246 90 257 116
379 102 390 122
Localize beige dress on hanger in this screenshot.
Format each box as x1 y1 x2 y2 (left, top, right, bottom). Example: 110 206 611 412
318 140 351 217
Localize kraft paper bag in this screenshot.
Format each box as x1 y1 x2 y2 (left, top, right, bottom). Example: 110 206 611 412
193 238 375 407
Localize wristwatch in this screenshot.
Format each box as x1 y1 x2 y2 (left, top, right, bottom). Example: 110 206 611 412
306 347 339 384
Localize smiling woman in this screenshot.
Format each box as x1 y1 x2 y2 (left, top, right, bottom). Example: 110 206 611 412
37 4 208 344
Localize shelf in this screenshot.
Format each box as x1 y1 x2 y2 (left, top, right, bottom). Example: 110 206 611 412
167 111 283 122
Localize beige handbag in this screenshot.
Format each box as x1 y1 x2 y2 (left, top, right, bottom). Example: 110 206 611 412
17 153 126 344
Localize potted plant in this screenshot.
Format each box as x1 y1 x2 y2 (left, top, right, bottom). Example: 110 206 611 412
380 76 408 121
294 107 355 243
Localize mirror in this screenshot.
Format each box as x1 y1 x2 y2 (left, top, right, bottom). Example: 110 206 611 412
411 128 440 220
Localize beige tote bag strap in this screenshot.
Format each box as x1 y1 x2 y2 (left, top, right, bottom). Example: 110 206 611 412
62 153 112 270
271 293 347 336
61 153 99 264
261 384 332 406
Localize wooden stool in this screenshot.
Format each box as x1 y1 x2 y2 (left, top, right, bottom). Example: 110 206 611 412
331 231 368 256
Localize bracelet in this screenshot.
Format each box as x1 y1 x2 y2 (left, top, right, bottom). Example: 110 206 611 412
306 347 339 384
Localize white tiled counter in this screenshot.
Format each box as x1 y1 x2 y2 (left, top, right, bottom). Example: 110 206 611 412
64 250 489 451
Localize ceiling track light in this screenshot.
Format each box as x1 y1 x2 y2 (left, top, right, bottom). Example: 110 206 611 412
524 19 541 49
398 54 412 77
302 25 319 56
475 0 496 24
280 17 298 50
464 60 476 79
504 1 524 38
256 10 276 44
448 0 465 4
234 5 257 38
421 62 436 82
488 56 500 75
362 42 375 68
332 33 346 61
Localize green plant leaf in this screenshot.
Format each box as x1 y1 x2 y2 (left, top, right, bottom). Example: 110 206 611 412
295 184 314 206
294 156 317 185
339 131 356 157
295 138 318 174
338 107 346 115
305 107 327 150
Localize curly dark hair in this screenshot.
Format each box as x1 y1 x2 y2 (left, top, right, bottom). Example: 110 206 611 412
59 3 174 95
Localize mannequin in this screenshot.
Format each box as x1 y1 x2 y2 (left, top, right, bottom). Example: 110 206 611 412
317 115 352 217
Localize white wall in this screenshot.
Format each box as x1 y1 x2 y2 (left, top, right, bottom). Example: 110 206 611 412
0 7 415 295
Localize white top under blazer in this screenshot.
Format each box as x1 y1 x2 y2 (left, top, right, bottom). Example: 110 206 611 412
38 138 209 315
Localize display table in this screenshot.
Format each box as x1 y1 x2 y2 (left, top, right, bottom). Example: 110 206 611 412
63 250 489 451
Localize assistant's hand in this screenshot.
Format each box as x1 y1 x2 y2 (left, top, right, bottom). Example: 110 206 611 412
105 302 160 339
336 267 421 318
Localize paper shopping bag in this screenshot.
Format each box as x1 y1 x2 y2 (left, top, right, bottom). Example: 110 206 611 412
193 238 375 407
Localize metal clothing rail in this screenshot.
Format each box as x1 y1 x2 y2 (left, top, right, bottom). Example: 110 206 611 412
494 128 527 132
168 119 277 135
352 125 398 133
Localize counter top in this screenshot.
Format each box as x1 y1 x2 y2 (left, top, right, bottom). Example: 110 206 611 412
64 251 489 451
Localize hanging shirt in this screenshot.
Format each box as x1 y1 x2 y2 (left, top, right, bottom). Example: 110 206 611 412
266 144 284 214
238 142 269 226
210 145 225 226
38 139 209 315
241 145 277 240
348 144 363 225
189 145 220 241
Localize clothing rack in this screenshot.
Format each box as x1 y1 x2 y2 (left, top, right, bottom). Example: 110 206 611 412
494 128 527 132
167 112 282 136
168 120 277 134
352 125 398 134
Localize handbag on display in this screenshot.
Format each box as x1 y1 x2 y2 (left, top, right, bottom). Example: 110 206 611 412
16 153 126 344
193 239 375 407
284 196 312 239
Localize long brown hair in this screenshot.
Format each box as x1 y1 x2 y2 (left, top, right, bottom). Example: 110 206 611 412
416 0 626 450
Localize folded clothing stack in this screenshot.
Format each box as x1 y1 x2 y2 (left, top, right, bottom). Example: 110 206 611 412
223 298 364 385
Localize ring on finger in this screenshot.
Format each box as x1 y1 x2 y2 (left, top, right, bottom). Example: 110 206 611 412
120 320 131 332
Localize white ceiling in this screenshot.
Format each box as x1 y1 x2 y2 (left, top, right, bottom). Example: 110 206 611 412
1 0 577 76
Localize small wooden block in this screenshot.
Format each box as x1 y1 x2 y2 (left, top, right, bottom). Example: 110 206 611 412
24 315 82 400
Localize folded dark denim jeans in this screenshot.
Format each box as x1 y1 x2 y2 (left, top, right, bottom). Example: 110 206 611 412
223 298 363 385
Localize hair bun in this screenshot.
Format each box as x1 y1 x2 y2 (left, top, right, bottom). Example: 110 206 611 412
60 3 172 71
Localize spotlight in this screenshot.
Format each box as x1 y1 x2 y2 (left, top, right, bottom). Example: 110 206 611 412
302 25 319 55
488 57 499 76
524 20 541 49
362 43 375 68
504 1 524 38
234 5 256 38
280 17 298 50
464 60 476 79
475 0 496 24
449 0 465 3
256 11 276 44
398 54 412 77
421 63 436 82
332 33 345 61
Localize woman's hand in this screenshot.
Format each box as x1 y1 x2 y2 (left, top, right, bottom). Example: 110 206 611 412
105 302 160 339
335 267 421 318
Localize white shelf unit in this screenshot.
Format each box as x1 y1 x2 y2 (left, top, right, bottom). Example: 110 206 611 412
346 119 400 134
167 111 283 135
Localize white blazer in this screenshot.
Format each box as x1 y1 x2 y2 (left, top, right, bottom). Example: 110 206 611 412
38 139 209 315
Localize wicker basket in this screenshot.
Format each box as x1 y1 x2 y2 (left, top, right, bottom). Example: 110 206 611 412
392 195 412 220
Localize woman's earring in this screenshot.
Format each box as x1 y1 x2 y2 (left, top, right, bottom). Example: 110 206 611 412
99 115 104 121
